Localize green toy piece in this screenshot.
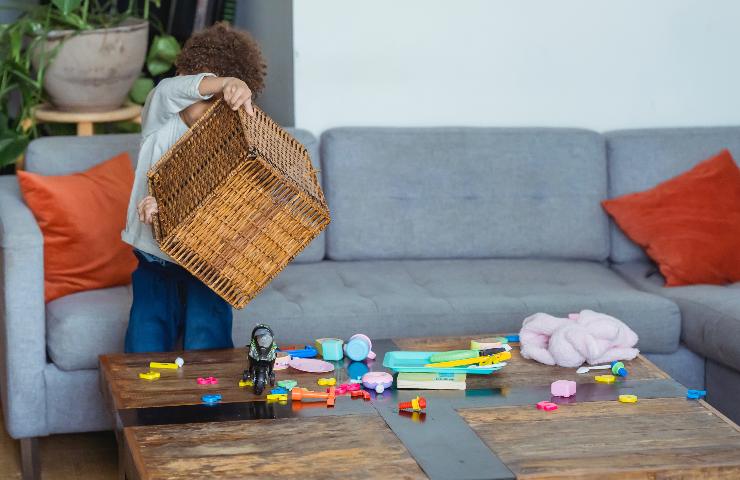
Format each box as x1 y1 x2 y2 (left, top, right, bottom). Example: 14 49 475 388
429 350 479 363
277 379 298 391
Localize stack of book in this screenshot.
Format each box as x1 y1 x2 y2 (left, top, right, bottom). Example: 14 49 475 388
396 372 467 390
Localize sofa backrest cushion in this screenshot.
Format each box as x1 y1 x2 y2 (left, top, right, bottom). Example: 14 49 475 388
606 127 740 263
24 128 325 263
321 127 609 261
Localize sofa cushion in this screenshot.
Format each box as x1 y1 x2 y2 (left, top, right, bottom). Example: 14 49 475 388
234 258 679 353
47 286 132 371
613 262 740 372
606 127 740 263
321 128 609 261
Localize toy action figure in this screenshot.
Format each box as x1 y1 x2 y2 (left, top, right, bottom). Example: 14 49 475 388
244 324 277 395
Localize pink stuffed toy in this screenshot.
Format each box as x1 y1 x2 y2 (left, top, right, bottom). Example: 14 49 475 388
519 310 639 367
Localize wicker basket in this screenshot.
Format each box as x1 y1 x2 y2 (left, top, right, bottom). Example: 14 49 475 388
148 99 330 309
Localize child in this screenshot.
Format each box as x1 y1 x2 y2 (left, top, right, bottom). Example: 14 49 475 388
121 23 267 353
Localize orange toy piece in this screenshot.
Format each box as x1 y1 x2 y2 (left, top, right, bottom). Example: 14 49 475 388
291 386 336 407
399 396 427 412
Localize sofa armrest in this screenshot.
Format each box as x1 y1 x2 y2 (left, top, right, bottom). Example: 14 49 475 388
0 176 48 438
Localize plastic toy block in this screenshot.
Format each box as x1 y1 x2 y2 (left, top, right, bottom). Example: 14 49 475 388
536 401 558 411
266 393 288 402
277 379 298 391
505 334 520 343
551 380 577 397
270 387 288 395
291 387 336 405
424 351 511 368
175 357 185 367
197 376 218 385
278 345 317 358
149 361 178 370
238 379 253 388
317 377 336 386
138 371 160 381
201 394 222 405
399 396 426 412
594 374 616 384
687 389 707 400
618 394 638 403
611 361 629 377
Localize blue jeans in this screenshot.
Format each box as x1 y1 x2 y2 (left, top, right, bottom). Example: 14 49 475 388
124 249 234 353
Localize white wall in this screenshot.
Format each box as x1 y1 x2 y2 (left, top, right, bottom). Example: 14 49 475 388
293 0 740 135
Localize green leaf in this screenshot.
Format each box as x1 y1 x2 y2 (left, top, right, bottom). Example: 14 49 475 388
128 76 154 104
0 131 29 168
51 0 82 16
146 34 180 76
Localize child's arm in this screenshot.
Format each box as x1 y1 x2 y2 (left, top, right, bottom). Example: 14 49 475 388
142 74 255 137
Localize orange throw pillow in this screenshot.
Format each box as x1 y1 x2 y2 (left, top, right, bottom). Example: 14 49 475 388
18 152 137 302
602 149 740 286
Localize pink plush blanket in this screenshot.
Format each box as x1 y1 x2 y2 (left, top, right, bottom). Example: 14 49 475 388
519 310 639 367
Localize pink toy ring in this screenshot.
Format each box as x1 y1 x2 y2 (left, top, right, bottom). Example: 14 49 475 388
362 371 393 393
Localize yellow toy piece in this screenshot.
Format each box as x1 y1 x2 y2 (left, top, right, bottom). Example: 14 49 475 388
139 371 160 381
266 393 288 402
238 380 253 388
425 351 511 368
618 394 638 403
595 374 616 384
317 377 336 386
149 361 179 370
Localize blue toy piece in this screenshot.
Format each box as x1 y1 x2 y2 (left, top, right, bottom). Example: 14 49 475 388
686 389 707 400
611 361 628 377
202 394 222 405
278 345 318 358
505 334 520 343
270 387 288 395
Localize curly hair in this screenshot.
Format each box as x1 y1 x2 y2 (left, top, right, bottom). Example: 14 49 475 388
175 22 267 96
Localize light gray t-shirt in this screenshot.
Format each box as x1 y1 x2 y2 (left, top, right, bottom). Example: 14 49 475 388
121 73 215 261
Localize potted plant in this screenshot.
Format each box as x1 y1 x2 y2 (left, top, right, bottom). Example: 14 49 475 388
0 0 180 167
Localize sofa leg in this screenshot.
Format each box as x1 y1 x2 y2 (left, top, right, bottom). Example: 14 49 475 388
20 437 40 480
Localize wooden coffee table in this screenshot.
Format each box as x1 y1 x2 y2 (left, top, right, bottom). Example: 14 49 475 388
99 336 740 479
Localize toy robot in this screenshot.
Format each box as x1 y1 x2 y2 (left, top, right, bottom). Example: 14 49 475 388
243 324 277 395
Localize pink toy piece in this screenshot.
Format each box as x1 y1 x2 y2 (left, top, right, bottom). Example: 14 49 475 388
287 357 335 373
197 376 218 385
362 371 394 393
335 382 362 395
551 380 577 397
273 354 290 371
536 401 558 411
519 309 640 368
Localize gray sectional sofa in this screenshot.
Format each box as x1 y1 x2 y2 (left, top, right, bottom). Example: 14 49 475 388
1 126 738 455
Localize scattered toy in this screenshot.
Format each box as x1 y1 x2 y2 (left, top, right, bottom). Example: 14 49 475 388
270 387 288 395
398 396 427 412
243 324 277 395
345 334 376 362
618 394 638 403
687 389 707 400
505 334 520 343
351 390 371 400
201 394 222 405
291 386 336 407
470 338 506 350
266 393 288 402
576 364 611 374
335 382 362 395
197 376 218 385
278 344 318 358
317 377 337 386
277 379 298 391
273 353 290 371
138 371 160 381
315 338 344 361
175 357 185 368
551 380 577 397
425 351 511 368
611 361 629 377
238 379 253 388
536 401 558 411
288 357 335 373
361 371 394 393
149 361 178 370
594 374 616 384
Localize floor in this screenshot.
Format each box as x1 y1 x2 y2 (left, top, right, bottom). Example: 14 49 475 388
0 410 117 480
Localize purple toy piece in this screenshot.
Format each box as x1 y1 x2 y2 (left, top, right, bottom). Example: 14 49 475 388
551 380 577 397
361 372 393 393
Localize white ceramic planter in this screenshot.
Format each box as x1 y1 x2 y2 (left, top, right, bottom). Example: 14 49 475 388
33 19 148 112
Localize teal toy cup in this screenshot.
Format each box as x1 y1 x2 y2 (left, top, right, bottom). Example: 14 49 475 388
320 338 344 361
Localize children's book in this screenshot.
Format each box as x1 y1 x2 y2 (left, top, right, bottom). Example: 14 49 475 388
396 372 467 390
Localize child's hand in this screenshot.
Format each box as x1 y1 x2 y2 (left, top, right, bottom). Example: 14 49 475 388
222 77 255 116
137 196 158 225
